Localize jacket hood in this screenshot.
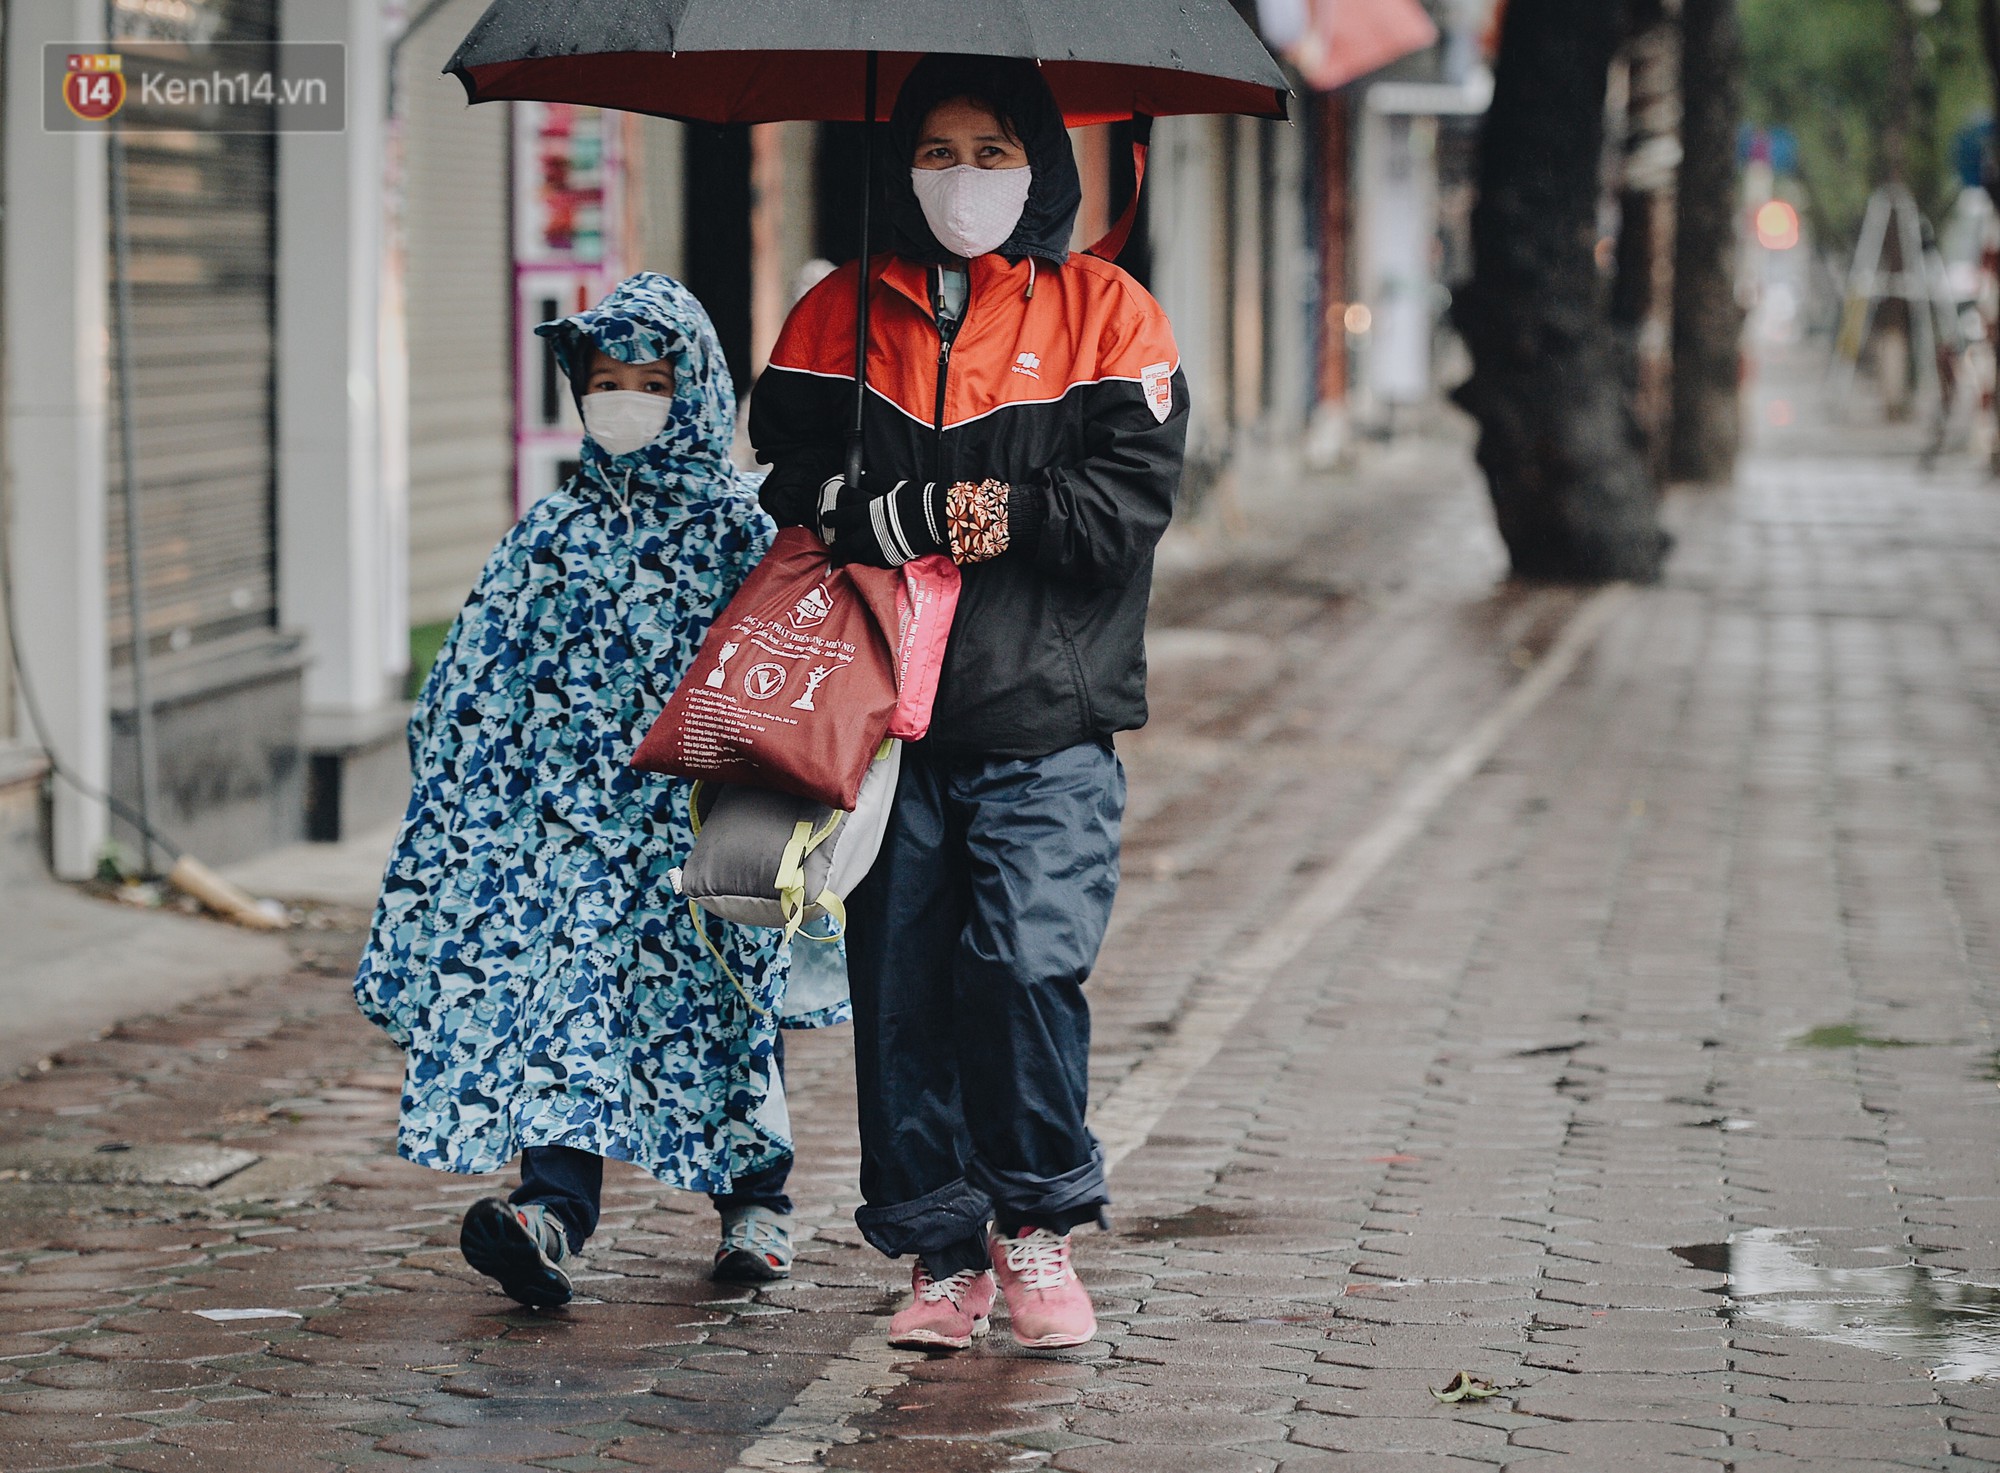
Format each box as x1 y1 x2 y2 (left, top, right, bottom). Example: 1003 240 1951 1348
536 272 736 477
884 54 1081 267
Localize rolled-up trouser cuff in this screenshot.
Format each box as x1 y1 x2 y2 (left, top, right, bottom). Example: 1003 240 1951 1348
854 1175 994 1260
925 1233 995 1276
967 1134 1109 1235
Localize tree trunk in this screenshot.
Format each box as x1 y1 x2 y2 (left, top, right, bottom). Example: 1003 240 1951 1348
1981 1 2000 215
1876 0 1916 420
1977 0 2000 469
1452 0 1669 582
1613 3 1681 481
1667 0 1744 482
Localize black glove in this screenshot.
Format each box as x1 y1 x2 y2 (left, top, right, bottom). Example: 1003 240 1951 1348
810 469 896 540
820 476 948 567
758 448 842 528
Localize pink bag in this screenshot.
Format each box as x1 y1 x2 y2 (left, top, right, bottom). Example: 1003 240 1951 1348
889 555 960 741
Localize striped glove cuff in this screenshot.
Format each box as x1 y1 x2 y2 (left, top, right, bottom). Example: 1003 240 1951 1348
867 480 947 567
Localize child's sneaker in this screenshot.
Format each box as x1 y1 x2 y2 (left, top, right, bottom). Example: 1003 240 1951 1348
460 1199 574 1308
887 1260 996 1350
989 1227 1096 1348
713 1204 793 1282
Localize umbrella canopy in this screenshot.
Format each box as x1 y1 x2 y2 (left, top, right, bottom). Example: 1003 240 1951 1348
450 1 1292 492
446 0 1290 125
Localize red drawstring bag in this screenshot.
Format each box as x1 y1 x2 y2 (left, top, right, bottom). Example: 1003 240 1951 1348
632 527 958 810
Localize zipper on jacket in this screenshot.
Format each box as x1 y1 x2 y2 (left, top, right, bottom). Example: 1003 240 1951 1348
930 267 965 484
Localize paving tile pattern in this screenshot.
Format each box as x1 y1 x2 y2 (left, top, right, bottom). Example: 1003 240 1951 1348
6 430 2000 1469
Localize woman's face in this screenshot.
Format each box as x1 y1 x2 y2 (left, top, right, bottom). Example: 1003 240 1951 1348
913 96 1028 171
585 348 673 395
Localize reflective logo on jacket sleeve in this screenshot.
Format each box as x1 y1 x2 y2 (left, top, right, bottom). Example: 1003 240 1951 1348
1141 362 1173 424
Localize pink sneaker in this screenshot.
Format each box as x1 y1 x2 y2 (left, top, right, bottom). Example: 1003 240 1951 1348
989 1227 1097 1348
886 1261 996 1350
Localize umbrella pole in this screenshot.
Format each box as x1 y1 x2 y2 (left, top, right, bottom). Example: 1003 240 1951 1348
845 50 878 491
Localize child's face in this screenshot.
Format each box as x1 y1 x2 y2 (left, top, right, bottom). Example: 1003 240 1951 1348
585 348 674 396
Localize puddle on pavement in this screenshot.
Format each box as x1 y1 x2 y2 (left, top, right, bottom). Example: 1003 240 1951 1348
1121 1204 1251 1241
1672 1229 2000 1380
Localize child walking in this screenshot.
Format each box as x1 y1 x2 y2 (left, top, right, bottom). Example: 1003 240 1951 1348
355 274 836 1307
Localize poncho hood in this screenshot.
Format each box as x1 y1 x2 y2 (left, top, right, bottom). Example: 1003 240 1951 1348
536 272 737 477
883 54 1082 268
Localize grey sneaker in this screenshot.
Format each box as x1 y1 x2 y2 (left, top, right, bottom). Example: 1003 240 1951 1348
460 1199 574 1307
713 1203 792 1282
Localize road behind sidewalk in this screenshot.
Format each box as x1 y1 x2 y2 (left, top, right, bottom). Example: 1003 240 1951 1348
6 402 2000 1471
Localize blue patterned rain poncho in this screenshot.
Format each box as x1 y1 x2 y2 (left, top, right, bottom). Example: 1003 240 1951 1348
356 273 837 1190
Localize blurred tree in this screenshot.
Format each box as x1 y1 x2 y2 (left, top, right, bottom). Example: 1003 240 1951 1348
1880 0 1919 419
1742 0 1987 250
1984 2 2000 210
1609 0 1681 481
1982 2 2000 213
1977 0 2000 468
1670 0 1746 481
1454 0 1671 582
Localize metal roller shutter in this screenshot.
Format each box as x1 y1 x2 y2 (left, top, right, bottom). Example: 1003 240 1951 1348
403 0 512 627
105 0 278 667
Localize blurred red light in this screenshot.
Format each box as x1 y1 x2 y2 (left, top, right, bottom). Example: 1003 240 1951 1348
1754 200 1800 252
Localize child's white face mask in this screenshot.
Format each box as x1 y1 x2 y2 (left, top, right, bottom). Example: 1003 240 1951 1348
910 165 1033 259
582 390 672 457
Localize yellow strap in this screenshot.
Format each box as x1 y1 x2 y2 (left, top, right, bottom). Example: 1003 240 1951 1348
775 809 845 943
808 890 846 941
689 900 773 1018
687 781 706 836
806 808 843 849
774 817 817 942
795 904 843 944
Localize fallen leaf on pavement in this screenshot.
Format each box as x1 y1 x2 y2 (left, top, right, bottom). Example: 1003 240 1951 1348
1431 1371 1502 1403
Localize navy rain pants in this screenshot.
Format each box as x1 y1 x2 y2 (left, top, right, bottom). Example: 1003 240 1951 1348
846 739 1125 1276
511 1035 794 1253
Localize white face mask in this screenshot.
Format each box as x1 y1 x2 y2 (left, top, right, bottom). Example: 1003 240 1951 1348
581 389 672 458
910 165 1033 259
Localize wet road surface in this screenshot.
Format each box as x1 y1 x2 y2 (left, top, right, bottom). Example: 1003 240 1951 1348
7 414 2000 1470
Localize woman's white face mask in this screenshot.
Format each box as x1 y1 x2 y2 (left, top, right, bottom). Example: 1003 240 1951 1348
581 390 672 457
910 165 1033 259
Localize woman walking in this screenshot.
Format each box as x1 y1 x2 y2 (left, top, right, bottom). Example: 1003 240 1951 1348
356 274 839 1306
752 54 1188 1349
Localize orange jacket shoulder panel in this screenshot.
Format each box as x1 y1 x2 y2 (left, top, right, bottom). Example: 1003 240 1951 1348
762 252 1181 432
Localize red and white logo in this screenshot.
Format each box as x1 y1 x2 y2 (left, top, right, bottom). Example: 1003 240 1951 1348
789 584 832 629
1011 351 1042 380
743 663 788 700
64 54 126 122
1140 362 1173 424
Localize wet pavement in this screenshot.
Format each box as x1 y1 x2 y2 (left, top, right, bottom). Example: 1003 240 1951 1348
8 387 2000 1469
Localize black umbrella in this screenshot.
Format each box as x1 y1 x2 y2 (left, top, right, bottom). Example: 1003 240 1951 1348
445 0 1290 484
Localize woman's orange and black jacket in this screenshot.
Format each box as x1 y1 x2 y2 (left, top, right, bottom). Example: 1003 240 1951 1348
749 57 1190 761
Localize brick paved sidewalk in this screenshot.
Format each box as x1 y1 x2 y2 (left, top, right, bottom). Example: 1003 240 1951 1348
6 416 2000 1471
